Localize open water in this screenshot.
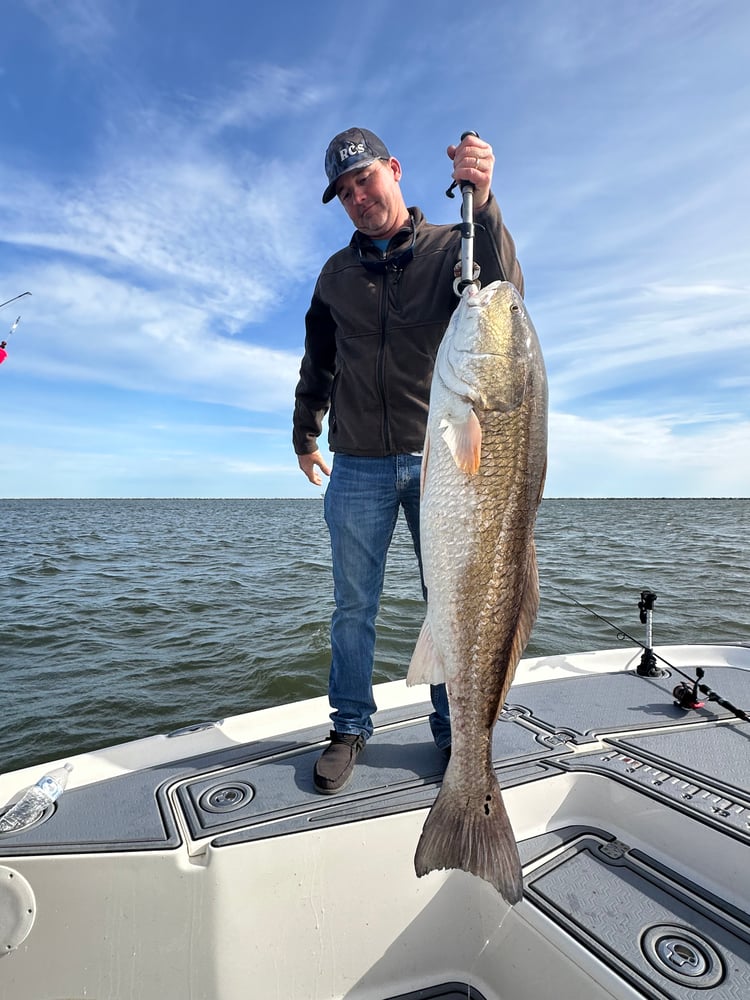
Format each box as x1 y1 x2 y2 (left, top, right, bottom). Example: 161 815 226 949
1 498 748 774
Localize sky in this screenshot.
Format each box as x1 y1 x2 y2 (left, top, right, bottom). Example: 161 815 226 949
0 0 748 498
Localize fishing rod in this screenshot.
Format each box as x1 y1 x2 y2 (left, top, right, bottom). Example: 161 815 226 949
0 291 31 311
543 583 749 723
0 293 32 365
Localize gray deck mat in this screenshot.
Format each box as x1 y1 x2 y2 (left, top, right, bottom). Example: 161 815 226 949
0 666 746 856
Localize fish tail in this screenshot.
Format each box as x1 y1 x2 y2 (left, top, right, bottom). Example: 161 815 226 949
414 768 523 903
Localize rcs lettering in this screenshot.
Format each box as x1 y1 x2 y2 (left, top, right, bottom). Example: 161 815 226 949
339 141 366 163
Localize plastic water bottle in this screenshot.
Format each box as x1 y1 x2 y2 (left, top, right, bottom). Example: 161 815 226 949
0 763 73 834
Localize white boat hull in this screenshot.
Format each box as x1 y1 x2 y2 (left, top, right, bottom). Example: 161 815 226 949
1 644 748 999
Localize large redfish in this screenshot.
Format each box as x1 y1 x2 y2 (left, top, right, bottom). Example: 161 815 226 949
407 280 547 902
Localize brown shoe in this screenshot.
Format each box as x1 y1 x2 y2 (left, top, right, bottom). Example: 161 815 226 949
313 730 366 794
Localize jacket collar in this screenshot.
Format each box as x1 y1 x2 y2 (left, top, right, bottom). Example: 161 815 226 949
351 207 424 272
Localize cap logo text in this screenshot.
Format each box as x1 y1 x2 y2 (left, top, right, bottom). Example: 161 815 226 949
339 141 366 163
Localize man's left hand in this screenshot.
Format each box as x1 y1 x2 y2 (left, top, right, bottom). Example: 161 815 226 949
447 135 495 210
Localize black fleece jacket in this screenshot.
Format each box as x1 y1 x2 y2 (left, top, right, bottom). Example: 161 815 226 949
293 194 523 458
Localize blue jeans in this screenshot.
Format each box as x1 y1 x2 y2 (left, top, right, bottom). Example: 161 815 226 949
323 454 451 749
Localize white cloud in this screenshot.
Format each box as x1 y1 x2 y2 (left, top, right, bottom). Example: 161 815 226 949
0 61 333 414
0 438 302 498
197 66 333 136
6 262 301 411
25 0 117 54
548 411 750 497
0 151 315 324
3 0 749 498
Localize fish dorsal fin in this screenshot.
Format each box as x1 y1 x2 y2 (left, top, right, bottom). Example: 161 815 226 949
440 409 482 475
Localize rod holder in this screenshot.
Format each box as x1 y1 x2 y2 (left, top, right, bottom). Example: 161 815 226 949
636 590 667 676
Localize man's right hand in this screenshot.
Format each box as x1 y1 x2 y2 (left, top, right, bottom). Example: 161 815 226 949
298 450 331 486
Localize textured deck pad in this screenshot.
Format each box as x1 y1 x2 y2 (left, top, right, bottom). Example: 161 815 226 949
507 666 747 741
527 833 750 998
616 725 750 799
192 715 549 846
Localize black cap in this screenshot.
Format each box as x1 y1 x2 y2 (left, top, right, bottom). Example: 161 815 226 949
322 127 391 204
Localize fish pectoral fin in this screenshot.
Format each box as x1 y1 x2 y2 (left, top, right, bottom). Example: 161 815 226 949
439 410 482 475
406 619 446 686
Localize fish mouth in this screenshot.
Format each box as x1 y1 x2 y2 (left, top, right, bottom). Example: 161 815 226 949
448 349 505 363
461 281 524 312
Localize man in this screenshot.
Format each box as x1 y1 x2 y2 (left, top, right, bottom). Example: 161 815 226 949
293 127 523 794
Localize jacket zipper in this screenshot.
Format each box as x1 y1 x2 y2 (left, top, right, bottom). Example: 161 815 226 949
377 271 391 453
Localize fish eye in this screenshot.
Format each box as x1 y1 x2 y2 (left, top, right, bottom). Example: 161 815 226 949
510 303 521 313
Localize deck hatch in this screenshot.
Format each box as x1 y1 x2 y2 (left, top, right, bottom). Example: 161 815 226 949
525 832 750 998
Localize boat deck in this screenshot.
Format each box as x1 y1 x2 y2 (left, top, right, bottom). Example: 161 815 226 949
0 644 748 999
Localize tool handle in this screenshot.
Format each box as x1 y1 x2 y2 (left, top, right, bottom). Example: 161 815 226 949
460 131 479 194
446 131 481 198
456 132 481 293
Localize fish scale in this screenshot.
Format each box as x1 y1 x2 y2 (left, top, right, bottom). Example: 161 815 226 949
407 279 548 902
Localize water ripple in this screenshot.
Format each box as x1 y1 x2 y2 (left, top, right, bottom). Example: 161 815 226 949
1 497 748 772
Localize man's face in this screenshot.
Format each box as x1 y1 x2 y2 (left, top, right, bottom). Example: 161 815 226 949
335 158 407 240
